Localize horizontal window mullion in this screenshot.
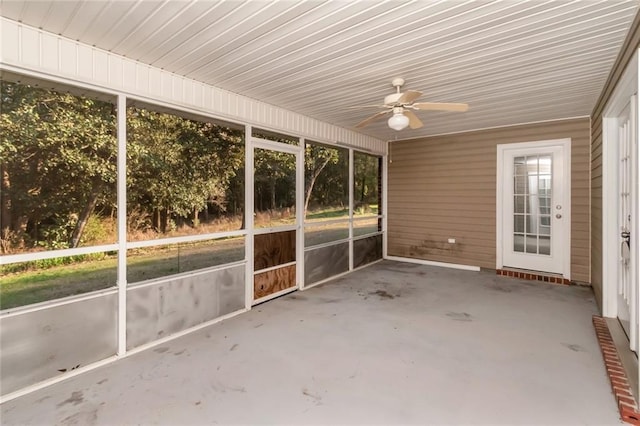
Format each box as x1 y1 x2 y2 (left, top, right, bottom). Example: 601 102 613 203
126 230 246 249
304 238 350 251
253 225 297 235
254 261 296 275
304 218 351 227
353 231 384 241
252 138 301 153
352 215 383 222
0 244 119 266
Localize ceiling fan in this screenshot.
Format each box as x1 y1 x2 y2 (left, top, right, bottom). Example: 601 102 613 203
354 78 469 131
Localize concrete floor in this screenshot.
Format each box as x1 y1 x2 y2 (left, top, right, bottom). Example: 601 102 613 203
1 260 620 425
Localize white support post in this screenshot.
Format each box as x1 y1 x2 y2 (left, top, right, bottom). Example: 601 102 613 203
245 125 254 309
636 65 640 402
349 148 354 271
382 147 389 259
297 138 305 289
116 94 127 356
631 93 639 353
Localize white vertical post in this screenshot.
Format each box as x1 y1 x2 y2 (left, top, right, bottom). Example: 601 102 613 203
297 138 305 289
349 148 354 271
382 146 389 259
635 64 640 399
630 93 638 354
116 94 127 356
245 125 254 309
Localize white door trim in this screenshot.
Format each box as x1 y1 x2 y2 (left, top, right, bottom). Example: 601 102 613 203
496 138 572 278
602 50 639 320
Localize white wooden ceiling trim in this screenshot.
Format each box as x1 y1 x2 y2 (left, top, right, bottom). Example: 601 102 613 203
0 18 385 153
0 0 637 139
244 6 630 99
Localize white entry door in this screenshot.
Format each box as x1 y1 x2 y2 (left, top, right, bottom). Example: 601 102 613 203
617 102 635 341
499 140 570 275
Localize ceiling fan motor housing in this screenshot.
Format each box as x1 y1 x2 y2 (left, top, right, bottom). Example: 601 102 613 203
384 93 404 106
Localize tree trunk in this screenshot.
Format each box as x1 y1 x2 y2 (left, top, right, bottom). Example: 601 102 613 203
270 180 276 210
154 208 160 232
0 168 11 253
69 188 100 248
1 168 11 234
160 209 168 233
304 157 331 216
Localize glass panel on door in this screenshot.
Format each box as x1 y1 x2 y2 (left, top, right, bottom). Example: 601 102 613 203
254 148 296 228
513 154 552 255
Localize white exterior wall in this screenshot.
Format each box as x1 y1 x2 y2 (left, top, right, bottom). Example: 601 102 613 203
0 18 385 154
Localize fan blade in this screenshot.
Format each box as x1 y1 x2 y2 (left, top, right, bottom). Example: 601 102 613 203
347 104 391 109
404 110 423 129
355 111 390 128
397 90 422 104
412 102 469 112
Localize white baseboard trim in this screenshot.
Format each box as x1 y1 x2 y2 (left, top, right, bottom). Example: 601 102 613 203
384 255 481 272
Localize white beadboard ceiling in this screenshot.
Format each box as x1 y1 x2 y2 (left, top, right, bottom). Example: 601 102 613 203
1 0 638 140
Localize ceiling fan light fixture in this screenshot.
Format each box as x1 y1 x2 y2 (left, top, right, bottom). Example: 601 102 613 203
388 111 409 131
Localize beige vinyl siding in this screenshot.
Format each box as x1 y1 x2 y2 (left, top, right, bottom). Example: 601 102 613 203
590 11 640 310
388 118 591 282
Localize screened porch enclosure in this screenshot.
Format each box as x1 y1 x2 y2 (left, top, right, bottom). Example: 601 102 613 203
1 1 640 421
0 75 384 398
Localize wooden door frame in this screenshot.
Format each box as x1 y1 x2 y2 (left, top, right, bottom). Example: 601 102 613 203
496 138 572 278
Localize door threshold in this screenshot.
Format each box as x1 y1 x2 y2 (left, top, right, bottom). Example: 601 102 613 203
496 268 571 285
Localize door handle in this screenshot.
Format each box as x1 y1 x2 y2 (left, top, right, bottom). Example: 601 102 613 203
555 214 562 219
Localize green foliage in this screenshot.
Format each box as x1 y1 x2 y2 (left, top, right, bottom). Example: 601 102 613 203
0 80 383 309
354 152 381 209
1 81 117 252
0 81 245 251
304 143 348 214
126 107 245 233
254 148 296 212
1 251 109 274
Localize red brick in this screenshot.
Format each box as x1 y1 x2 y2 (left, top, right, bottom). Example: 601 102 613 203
610 373 630 382
621 411 640 426
611 377 630 387
618 395 636 406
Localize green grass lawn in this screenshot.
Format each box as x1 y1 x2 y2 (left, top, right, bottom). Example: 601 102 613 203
1 207 380 310
1 257 119 310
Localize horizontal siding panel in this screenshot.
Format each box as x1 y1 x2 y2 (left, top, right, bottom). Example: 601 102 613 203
389 117 590 279
389 226 494 240
388 211 497 222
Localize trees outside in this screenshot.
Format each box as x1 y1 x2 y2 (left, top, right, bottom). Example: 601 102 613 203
354 152 381 215
304 142 348 217
1 81 117 253
0 79 383 308
126 107 245 238
0 82 246 253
